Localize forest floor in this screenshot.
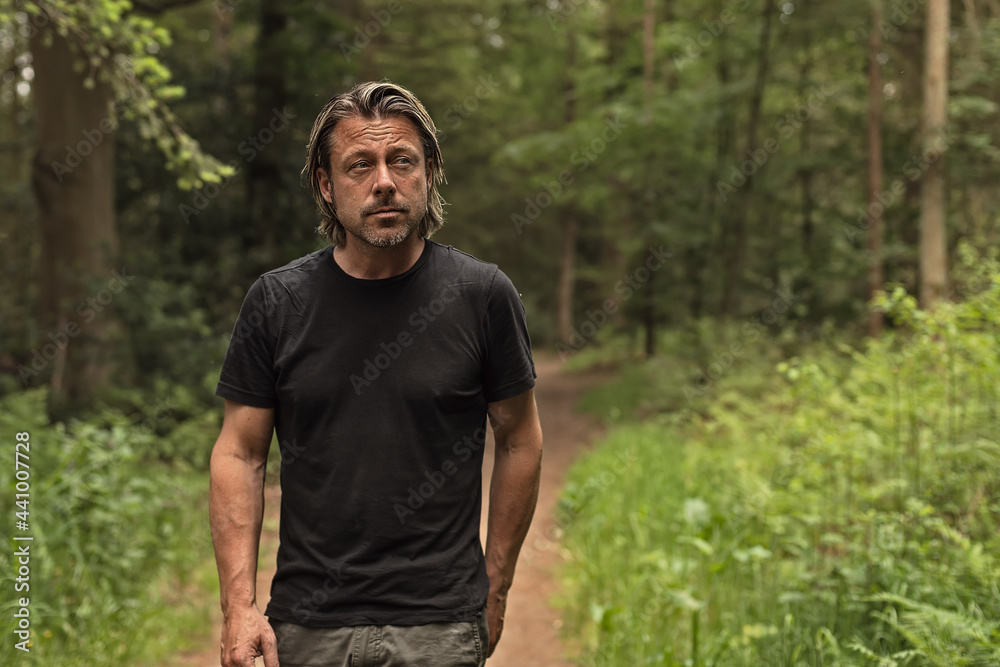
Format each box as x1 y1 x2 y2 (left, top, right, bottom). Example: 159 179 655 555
171 355 609 667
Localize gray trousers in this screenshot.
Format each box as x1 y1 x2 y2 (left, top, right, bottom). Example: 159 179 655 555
269 610 489 666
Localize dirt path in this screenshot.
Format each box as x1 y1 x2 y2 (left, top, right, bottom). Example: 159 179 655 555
173 356 606 666
482 357 607 667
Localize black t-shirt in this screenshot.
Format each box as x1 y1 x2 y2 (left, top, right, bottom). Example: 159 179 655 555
215 239 536 627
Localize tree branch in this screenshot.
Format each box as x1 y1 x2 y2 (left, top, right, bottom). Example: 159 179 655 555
130 0 204 14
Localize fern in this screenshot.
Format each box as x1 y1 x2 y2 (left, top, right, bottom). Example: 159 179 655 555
865 593 1000 667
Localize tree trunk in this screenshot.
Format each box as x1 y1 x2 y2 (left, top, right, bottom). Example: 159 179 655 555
557 26 577 345
919 0 949 308
603 0 629 326
697 0 734 320
868 1 886 336
719 0 776 317
643 0 656 120
557 214 578 344
642 0 657 357
248 0 289 268
0 39 32 375
31 22 120 417
961 0 980 60
798 49 818 312
212 0 233 115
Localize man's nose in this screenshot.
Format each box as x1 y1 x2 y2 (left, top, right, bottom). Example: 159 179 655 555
373 162 396 196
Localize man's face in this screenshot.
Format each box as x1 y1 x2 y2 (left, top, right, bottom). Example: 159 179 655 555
319 114 431 250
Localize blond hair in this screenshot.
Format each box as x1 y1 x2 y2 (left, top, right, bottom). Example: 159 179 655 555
303 81 446 245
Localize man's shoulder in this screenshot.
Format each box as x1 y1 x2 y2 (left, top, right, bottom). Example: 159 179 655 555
257 246 330 289
263 246 330 279
427 240 500 285
246 246 330 312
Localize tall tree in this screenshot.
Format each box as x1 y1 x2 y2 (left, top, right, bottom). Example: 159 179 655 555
693 0 735 320
247 0 289 268
797 41 818 310
919 0 950 307
601 0 630 327
641 0 657 356
17 0 233 414
31 21 119 415
556 22 577 345
719 0 776 317
867 0 885 335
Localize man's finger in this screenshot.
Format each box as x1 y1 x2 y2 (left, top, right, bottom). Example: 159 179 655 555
487 619 501 657
223 646 253 667
261 628 280 667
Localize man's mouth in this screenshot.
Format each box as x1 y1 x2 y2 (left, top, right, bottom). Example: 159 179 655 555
369 207 406 216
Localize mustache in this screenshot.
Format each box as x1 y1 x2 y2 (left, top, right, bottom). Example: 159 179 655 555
362 199 411 215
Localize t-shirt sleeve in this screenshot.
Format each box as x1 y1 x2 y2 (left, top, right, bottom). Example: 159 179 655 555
215 277 278 408
482 268 537 403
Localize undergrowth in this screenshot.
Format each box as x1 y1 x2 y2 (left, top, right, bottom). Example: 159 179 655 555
0 389 218 665
559 256 1000 665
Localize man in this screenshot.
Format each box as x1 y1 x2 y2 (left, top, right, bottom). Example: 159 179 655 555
209 80 542 667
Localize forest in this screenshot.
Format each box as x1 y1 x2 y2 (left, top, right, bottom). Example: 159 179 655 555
1 0 998 665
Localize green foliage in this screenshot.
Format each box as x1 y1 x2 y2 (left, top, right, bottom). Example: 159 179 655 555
96 378 223 468
0 389 215 665
559 267 1000 665
114 275 229 387
4 0 234 188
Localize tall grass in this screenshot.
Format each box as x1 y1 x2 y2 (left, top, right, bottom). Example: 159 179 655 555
559 265 1000 665
0 389 218 665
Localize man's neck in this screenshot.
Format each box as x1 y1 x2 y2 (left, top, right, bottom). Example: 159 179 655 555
333 234 426 280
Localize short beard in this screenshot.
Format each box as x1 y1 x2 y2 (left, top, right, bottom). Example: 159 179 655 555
343 196 423 251
351 218 418 248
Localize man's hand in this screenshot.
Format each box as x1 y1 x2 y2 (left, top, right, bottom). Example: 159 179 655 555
210 401 276 667
220 604 279 667
485 584 507 657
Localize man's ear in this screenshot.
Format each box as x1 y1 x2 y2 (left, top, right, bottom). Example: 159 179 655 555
318 167 333 203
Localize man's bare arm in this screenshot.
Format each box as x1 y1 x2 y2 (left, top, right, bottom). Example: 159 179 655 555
209 399 279 667
484 388 544 657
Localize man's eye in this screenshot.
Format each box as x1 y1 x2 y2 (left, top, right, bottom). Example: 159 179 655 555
395 157 412 165
352 161 370 170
